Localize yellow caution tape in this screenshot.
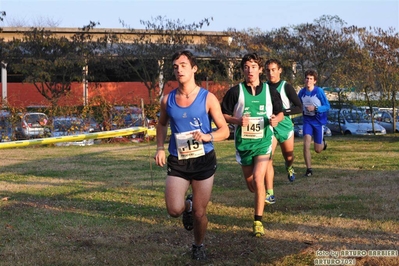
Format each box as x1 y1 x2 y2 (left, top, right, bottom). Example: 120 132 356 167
0 126 149 149
145 126 172 137
146 127 156 137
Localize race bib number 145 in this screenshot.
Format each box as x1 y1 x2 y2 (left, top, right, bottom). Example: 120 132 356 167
241 117 264 139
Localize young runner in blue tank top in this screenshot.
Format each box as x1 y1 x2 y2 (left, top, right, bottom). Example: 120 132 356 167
154 50 229 261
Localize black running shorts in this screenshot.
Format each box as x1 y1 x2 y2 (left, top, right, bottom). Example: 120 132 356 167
167 150 217 181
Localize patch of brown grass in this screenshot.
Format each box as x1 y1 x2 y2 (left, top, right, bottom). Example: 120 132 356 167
0 137 398 265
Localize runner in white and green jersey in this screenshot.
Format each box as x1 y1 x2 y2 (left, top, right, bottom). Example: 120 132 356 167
265 59 302 192
221 53 284 237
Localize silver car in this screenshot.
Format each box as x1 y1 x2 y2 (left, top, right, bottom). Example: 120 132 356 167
15 112 50 139
374 111 399 133
51 116 95 146
327 109 386 135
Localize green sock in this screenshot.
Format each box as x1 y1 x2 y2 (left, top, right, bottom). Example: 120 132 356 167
267 189 274 196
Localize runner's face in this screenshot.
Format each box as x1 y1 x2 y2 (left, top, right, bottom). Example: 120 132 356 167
265 63 282 83
243 60 262 85
173 55 197 85
305 75 317 89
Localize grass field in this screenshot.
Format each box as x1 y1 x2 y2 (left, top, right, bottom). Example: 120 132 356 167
0 135 398 266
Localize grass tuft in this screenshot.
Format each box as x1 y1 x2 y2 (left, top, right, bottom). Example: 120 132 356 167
1 136 398 265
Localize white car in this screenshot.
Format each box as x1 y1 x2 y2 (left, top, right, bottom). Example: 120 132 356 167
327 109 386 135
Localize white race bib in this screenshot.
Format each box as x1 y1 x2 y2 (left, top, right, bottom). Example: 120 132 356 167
175 130 205 160
241 117 264 139
303 98 316 116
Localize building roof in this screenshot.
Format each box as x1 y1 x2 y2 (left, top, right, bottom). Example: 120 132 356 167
0 26 232 45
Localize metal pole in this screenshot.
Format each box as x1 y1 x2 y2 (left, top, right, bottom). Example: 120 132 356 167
1 61 7 107
141 98 145 126
82 64 88 106
158 59 164 97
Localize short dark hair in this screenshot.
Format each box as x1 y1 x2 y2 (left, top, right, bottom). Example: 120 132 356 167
305 69 318 81
172 50 197 68
240 53 263 70
265 58 282 69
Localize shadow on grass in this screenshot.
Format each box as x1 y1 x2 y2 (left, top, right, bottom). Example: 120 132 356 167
0 140 398 265
1 190 398 265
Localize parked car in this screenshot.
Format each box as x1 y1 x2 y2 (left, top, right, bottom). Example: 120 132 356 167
102 106 145 131
355 106 380 117
373 110 399 133
327 109 386 135
14 112 50 139
0 110 13 142
83 116 102 133
51 116 95 146
292 116 332 137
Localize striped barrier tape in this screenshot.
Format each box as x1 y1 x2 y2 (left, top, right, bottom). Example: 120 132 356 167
145 126 172 137
0 126 149 149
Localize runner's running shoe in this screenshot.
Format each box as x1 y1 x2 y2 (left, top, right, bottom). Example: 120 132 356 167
287 165 296 182
253 221 265 237
265 194 276 205
304 168 313 177
182 194 193 231
192 244 207 261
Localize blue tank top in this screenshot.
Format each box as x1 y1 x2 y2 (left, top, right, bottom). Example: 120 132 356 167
167 87 214 157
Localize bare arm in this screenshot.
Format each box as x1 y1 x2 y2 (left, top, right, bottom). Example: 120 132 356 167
154 95 169 167
270 111 284 127
223 113 251 128
192 93 229 142
207 93 229 141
